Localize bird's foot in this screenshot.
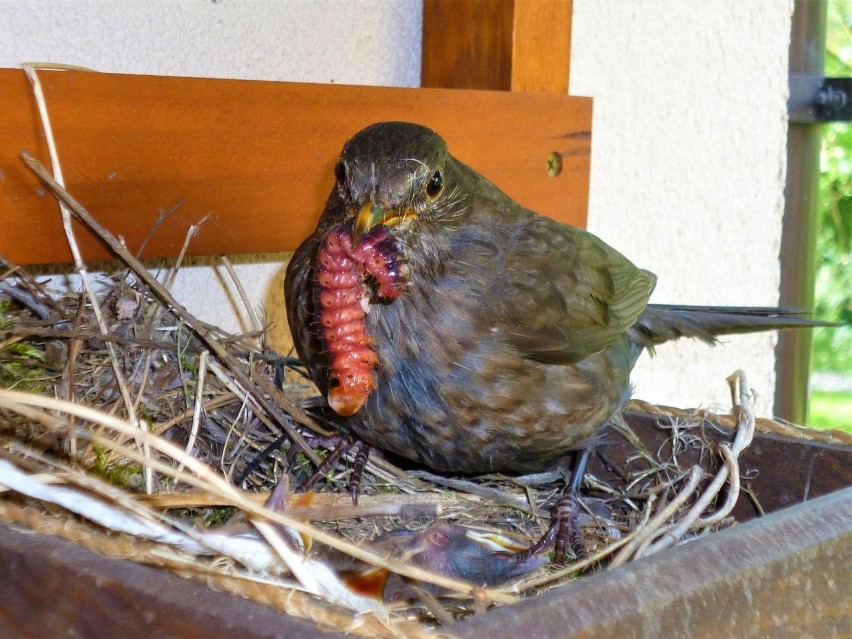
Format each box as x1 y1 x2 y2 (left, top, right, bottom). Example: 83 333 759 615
348 441 371 505
296 433 371 505
517 447 592 564
551 492 589 563
516 491 588 564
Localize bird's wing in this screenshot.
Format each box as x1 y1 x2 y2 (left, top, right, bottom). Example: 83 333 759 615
284 228 329 387
492 219 656 364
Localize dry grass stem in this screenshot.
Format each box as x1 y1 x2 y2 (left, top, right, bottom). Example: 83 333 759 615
220 255 264 341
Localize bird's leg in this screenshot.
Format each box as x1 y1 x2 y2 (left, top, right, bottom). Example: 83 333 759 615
517 446 592 564
349 441 371 505
295 433 372 505
298 433 356 492
553 446 591 562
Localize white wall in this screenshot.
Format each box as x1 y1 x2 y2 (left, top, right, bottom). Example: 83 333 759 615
1 0 793 415
571 0 792 412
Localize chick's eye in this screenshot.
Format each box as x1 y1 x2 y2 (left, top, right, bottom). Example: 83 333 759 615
334 160 347 187
425 169 444 199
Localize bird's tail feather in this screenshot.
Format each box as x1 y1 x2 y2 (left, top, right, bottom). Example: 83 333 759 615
632 304 835 348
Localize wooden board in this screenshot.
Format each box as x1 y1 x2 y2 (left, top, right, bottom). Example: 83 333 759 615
511 0 573 93
422 0 515 90
0 68 591 265
422 0 573 93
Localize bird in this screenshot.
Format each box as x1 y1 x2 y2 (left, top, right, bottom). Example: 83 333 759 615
284 122 834 563
285 121 821 477
337 522 547 601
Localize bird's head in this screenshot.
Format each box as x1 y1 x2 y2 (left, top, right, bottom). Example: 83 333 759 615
333 122 470 246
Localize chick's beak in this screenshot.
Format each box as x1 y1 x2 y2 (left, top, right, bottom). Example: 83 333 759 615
352 199 415 246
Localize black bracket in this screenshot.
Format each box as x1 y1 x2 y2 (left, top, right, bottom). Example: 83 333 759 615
789 75 852 123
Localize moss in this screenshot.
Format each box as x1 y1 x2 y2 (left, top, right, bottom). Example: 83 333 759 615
203 506 239 527
89 445 144 490
0 303 50 393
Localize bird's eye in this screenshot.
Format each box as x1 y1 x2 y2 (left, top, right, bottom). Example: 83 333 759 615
425 169 444 199
334 160 347 187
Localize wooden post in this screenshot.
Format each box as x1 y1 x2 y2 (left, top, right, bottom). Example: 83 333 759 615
422 0 573 93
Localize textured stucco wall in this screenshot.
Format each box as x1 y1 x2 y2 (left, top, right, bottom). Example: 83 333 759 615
571 0 793 412
1 0 792 414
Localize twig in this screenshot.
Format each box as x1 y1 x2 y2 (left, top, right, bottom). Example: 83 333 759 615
0 282 54 320
609 465 703 568
135 199 183 258
22 65 153 494
695 370 754 526
130 349 153 416
19 152 321 468
152 394 241 435
0 257 69 317
408 470 530 511
139 489 447 518
502 527 640 593
181 350 209 468
403 579 456 626
638 370 756 557
6 325 176 349
164 216 209 291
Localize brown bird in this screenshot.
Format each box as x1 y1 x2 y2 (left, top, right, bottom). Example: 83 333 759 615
284 122 835 563
286 121 821 478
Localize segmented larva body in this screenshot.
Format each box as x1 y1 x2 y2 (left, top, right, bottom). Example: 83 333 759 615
316 225 409 416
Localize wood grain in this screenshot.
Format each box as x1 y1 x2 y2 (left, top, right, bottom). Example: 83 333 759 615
511 0 573 93
0 523 344 639
422 0 573 93
421 0 515 90
0 68 591 265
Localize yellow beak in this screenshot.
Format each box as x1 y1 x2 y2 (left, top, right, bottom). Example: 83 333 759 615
353 200 386 246
352 200 415 246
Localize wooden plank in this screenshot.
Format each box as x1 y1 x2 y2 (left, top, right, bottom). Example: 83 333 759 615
511 0 573 93
421 0 515 90
0 523 345 639
422 0 573 93
0 68 591 265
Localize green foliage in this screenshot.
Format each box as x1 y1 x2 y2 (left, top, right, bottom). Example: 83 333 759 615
812 0 852 373
809 389 852 432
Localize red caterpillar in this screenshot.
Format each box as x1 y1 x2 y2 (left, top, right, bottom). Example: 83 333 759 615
316 225 409 416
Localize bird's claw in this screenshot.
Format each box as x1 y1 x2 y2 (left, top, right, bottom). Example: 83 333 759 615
296 433 371 505
516 491 587 564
